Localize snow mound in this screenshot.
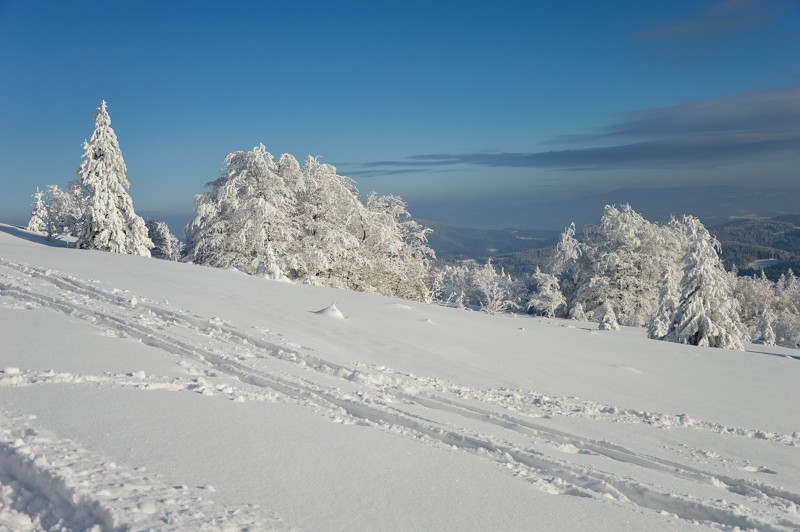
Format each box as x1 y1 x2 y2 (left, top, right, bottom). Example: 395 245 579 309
313 302 345 319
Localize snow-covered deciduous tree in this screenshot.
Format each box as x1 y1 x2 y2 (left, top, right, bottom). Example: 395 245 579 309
42 182 85 239
578 205 684 326
527 266 565 317
471 260 519 315
552 206 686 326
75 101 152 256
185 145 295 274
550 222 585 316
185 145 433 301
26 187 48 233
598 301 619 330
145 221 183 261
359 193 434 302
663 216 745 350
432 263 472 309
647 266 679 340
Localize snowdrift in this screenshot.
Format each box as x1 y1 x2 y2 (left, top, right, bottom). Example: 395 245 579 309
0 224 798 530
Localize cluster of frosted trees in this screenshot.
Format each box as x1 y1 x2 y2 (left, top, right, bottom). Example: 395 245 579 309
184 145 434 301
25 102 798 349
436 205 751 350
735 270 800 348
553 205 746 349
27 102 433 301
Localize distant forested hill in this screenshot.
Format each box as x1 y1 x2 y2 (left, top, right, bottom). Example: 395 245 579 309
710 217 800 279
422 221 558 276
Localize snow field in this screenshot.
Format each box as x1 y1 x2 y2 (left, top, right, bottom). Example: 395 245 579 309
0 225 799 530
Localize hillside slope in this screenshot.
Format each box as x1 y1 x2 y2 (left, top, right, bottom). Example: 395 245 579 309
0 224 798 530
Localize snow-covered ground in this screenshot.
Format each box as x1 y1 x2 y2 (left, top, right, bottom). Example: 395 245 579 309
0 223 798 531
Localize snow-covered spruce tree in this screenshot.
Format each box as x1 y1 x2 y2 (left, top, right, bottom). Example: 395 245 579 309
568 302 587 320
75 101 152 256
647 266 679 340
663 216 745 350
145 220 183 261
527 266 565 317
26 187 48 233
598 301 619 330
753 304 776 346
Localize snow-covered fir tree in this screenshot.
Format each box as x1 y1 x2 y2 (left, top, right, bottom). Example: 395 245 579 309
527 266 565 318
663 216 745 350
26 187 48 233
145 220 183 261
647 266 679 340
754 303 776 346
598 301 620 330
568 302 587 321
75 101 152 256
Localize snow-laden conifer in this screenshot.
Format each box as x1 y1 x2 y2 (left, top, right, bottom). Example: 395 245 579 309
647 266 679 340
753 304 777 346
664 216 745 350
568 302 587 321
598 301 620 330
26 187 48 233
75 101 152 256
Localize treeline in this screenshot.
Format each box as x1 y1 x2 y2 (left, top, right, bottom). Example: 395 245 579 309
24 102 800 351
433 204 800 350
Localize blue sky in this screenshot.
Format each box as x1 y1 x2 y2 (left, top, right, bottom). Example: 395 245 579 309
1 0 799 230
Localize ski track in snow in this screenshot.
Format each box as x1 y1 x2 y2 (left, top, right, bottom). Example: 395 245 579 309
1 257 799 531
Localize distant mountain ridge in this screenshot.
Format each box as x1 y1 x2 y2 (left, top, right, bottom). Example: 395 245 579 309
409 186 800 232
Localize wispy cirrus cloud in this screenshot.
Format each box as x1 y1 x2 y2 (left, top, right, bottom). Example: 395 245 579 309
633 0 773 40
353 85 800 175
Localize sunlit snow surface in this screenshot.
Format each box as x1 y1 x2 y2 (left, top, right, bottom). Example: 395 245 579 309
0 224 798 531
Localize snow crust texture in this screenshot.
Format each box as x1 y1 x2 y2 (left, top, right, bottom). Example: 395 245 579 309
0 230 799 530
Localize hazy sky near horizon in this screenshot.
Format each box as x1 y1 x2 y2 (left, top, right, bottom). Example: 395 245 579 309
1 0 799 229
